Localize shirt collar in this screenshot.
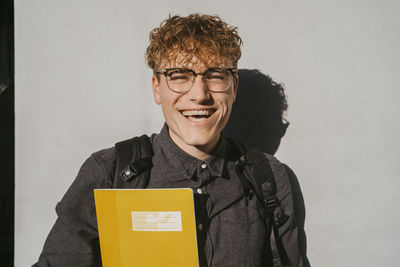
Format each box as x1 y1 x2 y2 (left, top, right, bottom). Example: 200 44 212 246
157 123 227 180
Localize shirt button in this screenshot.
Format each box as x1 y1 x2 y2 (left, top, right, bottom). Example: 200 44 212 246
201 163 207 169
198 224 203 230
196 188 203 194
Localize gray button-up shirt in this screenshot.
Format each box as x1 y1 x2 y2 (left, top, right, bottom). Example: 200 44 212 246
150 126 267 267
34 125 307 267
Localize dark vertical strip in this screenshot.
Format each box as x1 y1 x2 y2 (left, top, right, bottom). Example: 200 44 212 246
0 0 14 266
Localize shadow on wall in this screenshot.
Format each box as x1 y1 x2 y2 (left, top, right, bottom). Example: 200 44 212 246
224 70 310 264
223 69 289 155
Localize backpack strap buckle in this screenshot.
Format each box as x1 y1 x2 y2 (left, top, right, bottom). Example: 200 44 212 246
120 157 152 182
115 135 154 188
264 195 278 209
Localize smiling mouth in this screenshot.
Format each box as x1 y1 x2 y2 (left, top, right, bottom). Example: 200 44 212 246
181 109 216 122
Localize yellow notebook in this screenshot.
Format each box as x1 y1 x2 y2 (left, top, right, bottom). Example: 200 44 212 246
94 188 199 267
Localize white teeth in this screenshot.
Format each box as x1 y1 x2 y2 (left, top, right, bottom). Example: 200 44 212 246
182 110 214 116
187 117 207 122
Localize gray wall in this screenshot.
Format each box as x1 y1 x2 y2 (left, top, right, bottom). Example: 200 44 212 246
15 0 400 266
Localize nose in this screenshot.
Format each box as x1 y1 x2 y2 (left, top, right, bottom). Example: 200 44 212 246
186 75 211 103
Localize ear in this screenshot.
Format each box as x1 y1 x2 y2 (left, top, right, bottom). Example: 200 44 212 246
152 75 161 105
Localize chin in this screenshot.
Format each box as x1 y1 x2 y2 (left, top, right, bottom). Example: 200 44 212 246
182 130 217 148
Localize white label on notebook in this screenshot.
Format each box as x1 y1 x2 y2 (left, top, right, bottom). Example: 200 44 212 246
131 211 183 231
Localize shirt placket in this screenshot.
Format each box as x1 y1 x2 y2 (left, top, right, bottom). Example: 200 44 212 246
193 161 212 267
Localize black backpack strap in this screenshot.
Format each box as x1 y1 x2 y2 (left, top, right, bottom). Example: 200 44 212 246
114 135 153 188
225 138 255 199
236 149 291 267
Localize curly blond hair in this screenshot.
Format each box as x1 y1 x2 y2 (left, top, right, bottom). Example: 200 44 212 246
146 13 242 73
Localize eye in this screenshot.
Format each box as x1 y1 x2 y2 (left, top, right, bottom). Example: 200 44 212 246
170 74 189 81
205 70 229 81
167 70 191 82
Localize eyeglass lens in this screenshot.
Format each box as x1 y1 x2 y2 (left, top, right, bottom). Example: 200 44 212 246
165 69 232 93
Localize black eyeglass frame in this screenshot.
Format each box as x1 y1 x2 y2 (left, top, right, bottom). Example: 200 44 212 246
156 67 238 93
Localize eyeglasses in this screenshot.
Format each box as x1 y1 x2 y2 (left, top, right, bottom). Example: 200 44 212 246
156 67 237 93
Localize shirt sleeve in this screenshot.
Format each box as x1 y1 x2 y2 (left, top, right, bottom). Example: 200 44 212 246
32 151 113 267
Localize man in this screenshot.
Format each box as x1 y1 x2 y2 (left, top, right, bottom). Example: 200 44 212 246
34 14 309 266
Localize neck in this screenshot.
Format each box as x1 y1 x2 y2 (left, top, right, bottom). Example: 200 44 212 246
169 130 220 161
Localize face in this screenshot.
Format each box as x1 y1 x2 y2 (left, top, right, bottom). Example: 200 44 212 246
152 60 238 159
